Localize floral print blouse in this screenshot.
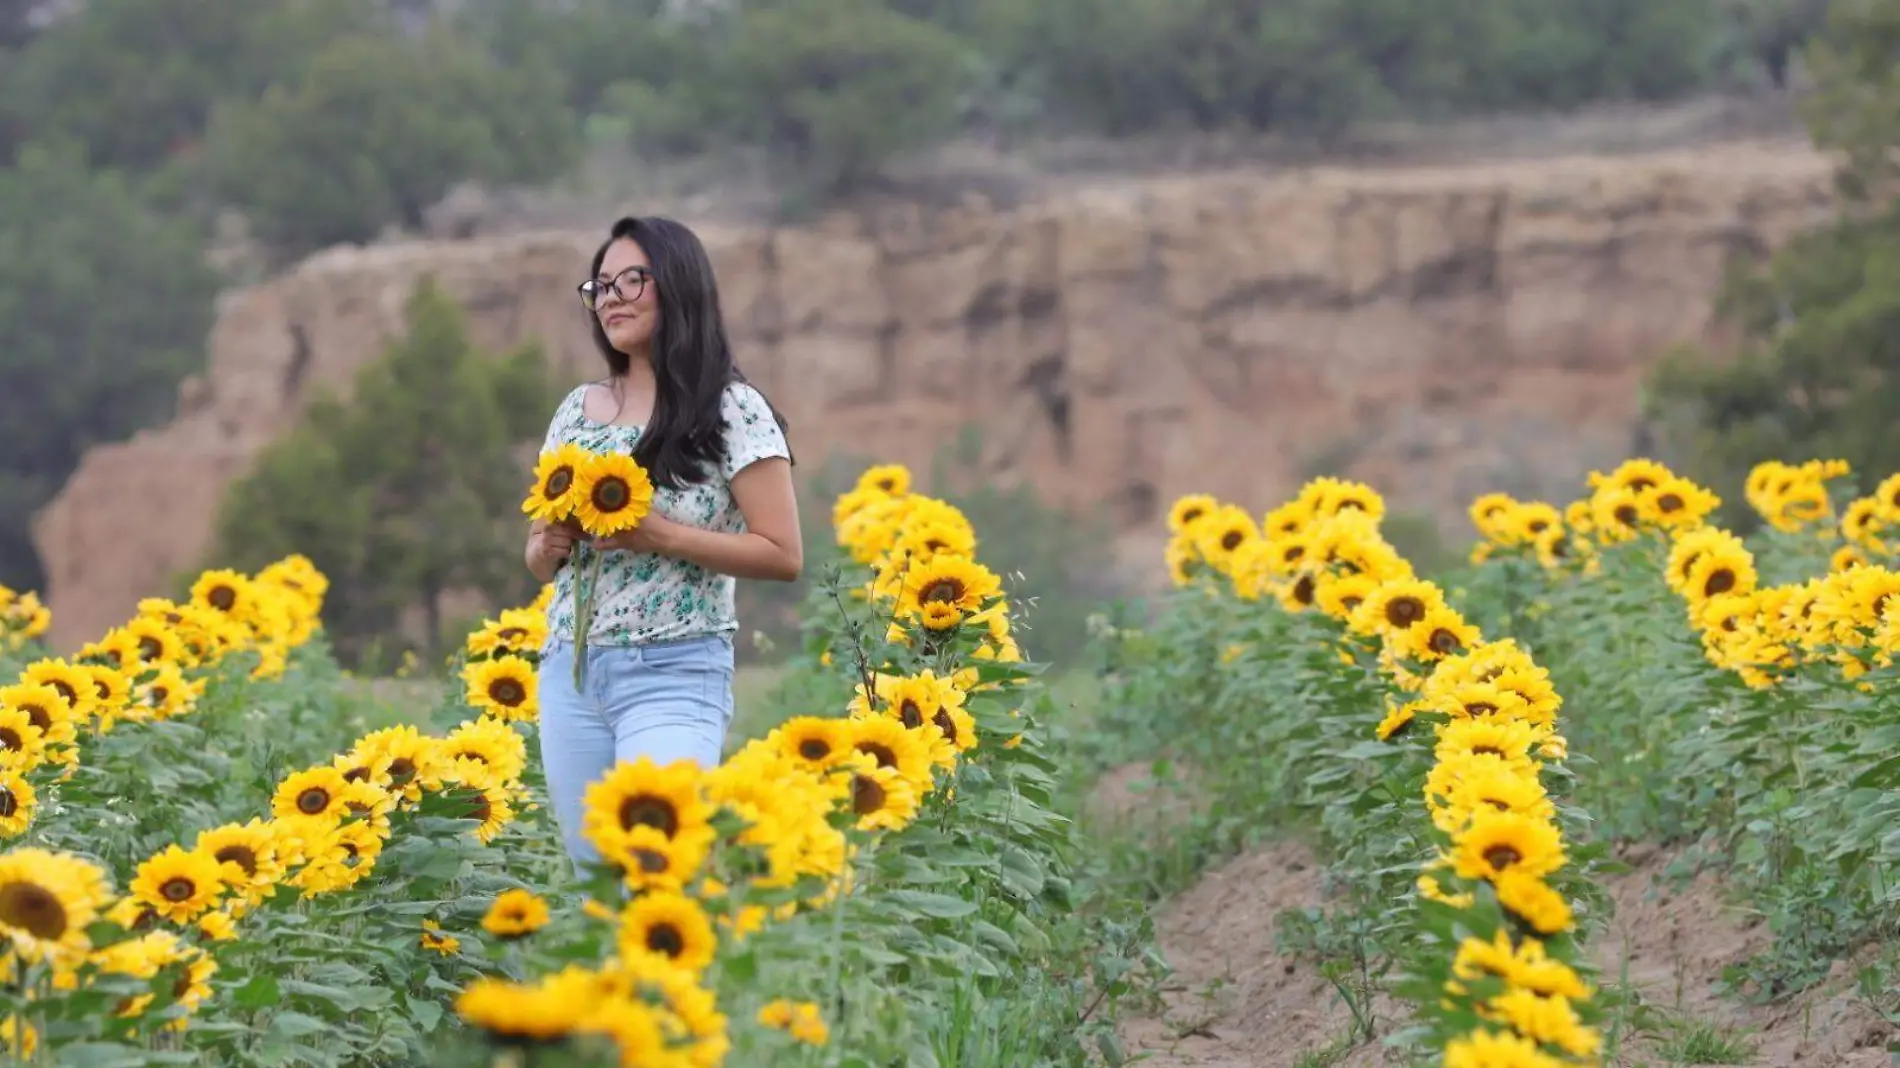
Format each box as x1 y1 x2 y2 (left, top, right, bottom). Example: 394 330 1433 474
538 380 790 650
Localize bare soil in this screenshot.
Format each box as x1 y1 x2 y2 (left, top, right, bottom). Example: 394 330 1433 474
1097 759 1897 1067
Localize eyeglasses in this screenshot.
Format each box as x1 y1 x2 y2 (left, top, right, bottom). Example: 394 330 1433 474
578 266 653 310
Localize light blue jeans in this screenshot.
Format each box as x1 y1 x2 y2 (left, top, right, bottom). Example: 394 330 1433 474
536 634 735 870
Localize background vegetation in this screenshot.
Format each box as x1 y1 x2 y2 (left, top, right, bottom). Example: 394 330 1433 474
0 0 1870 661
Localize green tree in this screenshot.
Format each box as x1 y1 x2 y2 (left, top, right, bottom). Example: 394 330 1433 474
201 25 579 259
1644 0 1900 516
208 279 559 665
0 141 221 592
1 0 383 170
711 0 973 194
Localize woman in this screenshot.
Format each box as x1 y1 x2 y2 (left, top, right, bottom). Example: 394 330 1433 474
524 216 802 869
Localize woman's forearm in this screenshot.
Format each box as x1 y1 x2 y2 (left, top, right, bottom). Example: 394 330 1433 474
663 525 801 583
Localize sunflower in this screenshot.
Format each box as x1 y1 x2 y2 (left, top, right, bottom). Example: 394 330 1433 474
1350 578 1448 638
1374 700 1420 742
421 919 462 957
1167 494 1221 534
189 568 256 620
0 848 112 964
856 463 912 498
193 820 284 904
523 443 591 522
926 701 979 757
0 681 76 754
1394 604 1481 663
759 999 829 1045
606 823 709 892
130 845 227 923
0 769 34 837
444 778 515 845
1449 809 1566 883
898 556 1003 618
1468 493 1520 542
462 657 538 722
483 888 552 939
582 757 717 862
456 975 593 1042
121 617 185 667
350 723 444 803
440 717 527 784
773 716 854 772
845 715 936 789
18 659 93 719
137 662 198 721
571 452 656 537
1443 1028 1569 1068
1191 505 1259 574
617 891 717 974
849 758 922 833
0 1016 35 1058
271 766 356 824
1435 717 1545 767
1435 765 1556 836
0 706 46 769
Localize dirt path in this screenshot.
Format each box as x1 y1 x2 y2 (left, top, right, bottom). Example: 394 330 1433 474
1095 765 1895 1067
1593 846 1894 1066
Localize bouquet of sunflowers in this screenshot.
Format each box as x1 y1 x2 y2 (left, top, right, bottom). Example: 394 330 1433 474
522 444 656 683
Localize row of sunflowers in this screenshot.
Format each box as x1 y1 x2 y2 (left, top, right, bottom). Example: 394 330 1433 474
1462 457 1900 1003
0 463 1114 1067
1158 476 1604 1065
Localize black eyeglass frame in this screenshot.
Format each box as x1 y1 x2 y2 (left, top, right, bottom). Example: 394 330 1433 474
578 266 654 310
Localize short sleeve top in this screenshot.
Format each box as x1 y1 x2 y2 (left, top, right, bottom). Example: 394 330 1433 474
537 380 791 650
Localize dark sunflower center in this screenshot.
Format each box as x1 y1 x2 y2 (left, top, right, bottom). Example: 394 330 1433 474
48 680 76 705
214 845 259 876
149 686 170 706
933 709 959 744
1472 745 1505 757
876 478 896 492
1339 500 1365 512
543 466 575 499
1483 845 1523 871
922 579 965 605
1293 575 1315 605
488 679 527 707
497 627 526 643
645 923 685 957
858 742 898 768
208 585 237 611
619 796 680 837
1283 546 1305 562
898 701 924 729
1528 519 1548 533
20 705 49 732
1657 493 1684 513
634 849 670 874
1428 628 1463 655
464 794 492 824
388 758 417 784
342 766 371 783
1220 530 1244 551
297 787 332 815
1484 798 1513 812
852 774 886 815
1704 569 1736 597
0 881 68 939
1614 505 1639 527
138 637 164 661
0 788 14 819
797 738 832 761
924 539 946 553
0 728 20 751
1181 508 1204 525
1340 595 1361 611
159 877 196 903
1385 596 1424 627
1628 478 1655 493
591 476 632 512
1465 702 1498 717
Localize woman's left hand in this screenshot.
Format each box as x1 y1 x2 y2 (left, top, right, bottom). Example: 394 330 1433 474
590 513 685 555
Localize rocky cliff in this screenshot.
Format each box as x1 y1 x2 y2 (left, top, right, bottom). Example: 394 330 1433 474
35 139 1836 649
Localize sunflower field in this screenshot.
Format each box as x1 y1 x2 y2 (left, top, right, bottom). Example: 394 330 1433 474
0 464 1150 1067
1082 457 1900 1063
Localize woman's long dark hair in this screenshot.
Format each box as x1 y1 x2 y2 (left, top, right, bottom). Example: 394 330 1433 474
587 216 792 490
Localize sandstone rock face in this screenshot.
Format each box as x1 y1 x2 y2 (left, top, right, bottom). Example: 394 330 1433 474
35 140 1836 649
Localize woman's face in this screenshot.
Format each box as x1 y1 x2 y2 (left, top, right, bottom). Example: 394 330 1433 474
592 237 659 354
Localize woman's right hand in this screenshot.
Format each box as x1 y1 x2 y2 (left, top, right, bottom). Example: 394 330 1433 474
526 520 580 582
